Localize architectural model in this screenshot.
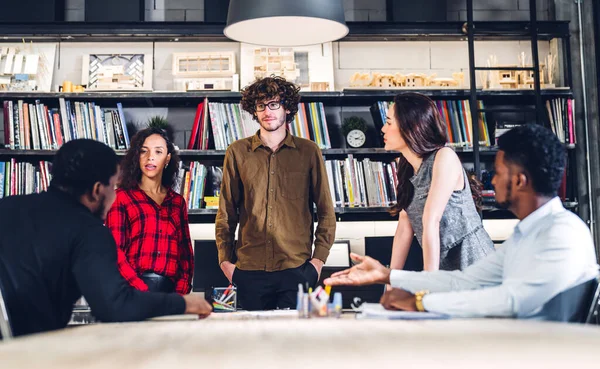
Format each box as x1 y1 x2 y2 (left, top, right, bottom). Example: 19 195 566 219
82 54 153 91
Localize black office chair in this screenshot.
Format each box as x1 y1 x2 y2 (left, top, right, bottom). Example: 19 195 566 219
584 276 600 324
536 276 600 324
0 278 13 340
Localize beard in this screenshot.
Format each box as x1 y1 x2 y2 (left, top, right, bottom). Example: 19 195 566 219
495 182 512 210
93 194 107 220
259 116 286 132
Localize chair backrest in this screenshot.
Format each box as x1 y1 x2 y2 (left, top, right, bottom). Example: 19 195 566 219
0 278 13 340
585 276 600 324
537 276 599 324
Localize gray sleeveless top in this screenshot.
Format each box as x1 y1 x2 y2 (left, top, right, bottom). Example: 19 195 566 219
405 150 494 271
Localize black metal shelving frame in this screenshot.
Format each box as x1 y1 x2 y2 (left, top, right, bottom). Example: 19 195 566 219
0 13 576 221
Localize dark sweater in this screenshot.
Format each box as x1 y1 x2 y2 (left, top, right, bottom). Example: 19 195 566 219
0 186 185 337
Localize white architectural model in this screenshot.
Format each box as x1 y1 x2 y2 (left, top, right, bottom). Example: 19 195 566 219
82 54 153 91
0 43 56 92
172 51 238 91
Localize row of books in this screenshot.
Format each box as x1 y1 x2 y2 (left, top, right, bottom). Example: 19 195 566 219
2 99 130 151
0 155 399 209
187 100 332 150
326 155 398 208
546 98 576 144
0 159 51 199
289 102 331 149
174 155 398 210
371 99 492 147
173 162 223 210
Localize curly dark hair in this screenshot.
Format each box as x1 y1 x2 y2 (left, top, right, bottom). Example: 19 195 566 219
240 75 301 124
119 125 181 190
497 123 566 197
51 139 119 199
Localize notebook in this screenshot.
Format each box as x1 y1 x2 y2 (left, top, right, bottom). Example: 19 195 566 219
356 303 450 320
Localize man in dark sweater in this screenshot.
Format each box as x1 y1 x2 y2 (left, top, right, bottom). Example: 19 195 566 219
0 139 211 337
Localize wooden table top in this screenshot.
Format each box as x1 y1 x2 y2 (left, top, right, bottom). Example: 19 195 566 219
1 311 600 368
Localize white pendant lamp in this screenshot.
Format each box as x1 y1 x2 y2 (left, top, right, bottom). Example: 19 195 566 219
224 0 349 46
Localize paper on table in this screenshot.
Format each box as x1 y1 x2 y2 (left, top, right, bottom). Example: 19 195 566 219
356 303 450 320
148 314 200 321
209 310 299 320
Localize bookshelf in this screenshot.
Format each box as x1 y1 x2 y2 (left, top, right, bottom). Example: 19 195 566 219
0 16 580 222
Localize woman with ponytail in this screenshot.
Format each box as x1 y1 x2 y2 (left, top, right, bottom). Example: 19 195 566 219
382 93 494 272
105 120 193 294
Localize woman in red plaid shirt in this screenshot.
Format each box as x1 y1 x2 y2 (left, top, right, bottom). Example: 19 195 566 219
105 125 194 294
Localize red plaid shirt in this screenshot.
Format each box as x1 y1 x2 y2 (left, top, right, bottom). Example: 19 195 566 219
105 187 194 295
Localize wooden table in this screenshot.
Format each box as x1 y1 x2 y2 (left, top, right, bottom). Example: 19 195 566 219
1 312 600 368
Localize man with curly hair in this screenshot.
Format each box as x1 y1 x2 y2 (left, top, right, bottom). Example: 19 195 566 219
216 76 336 310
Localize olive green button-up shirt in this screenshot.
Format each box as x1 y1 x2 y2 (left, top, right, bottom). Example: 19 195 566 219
215 131 336 271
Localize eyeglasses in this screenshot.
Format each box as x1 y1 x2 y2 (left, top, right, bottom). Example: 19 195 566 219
255 101 283 112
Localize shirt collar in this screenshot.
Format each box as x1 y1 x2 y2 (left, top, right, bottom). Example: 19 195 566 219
134 186 175 204
515 197 563 235
251 130 296 151
47 184 97 215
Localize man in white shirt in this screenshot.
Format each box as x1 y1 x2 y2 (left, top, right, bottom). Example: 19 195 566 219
324 124 599 319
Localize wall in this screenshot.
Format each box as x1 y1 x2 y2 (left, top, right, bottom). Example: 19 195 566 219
65 0 555 22
66 0 206 22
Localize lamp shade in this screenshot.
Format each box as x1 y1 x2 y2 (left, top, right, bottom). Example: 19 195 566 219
224 0 349 46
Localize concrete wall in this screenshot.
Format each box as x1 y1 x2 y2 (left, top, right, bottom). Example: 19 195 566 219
65 0 555 22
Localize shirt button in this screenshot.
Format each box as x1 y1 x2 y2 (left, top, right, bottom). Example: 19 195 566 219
272 154 275 158
270 171 274 175
269 224 272 227
270 189 274 192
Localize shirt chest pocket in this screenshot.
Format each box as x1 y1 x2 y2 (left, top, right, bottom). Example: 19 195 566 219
161 221 179 242
281 172 309 200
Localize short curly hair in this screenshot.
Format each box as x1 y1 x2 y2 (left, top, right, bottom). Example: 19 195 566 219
119 126 181 191
240 75 301 124
497 123 566 197
51 139 118 199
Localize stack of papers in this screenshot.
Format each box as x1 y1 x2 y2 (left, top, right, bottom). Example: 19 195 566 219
356 303 450 320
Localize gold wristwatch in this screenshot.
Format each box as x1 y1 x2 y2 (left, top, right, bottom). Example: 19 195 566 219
415 290 429 312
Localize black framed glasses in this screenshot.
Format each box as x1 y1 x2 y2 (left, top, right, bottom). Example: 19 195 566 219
255 101 283 112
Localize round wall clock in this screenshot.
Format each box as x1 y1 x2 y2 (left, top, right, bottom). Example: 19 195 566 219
347 129 366 148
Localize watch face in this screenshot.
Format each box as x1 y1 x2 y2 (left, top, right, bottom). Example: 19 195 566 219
347 129 366 148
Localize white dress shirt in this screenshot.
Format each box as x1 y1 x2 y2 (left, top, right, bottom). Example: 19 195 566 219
390 197 599 318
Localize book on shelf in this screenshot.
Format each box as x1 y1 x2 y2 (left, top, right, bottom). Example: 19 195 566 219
175 162 223 210
370 99 491 148
326 155 397 208
2 98 131 150
0 159 51 199
289 102 331 149
546 98 576 144
189 100 332 150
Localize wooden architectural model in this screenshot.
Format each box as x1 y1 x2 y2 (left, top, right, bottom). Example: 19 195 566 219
349 71 464 89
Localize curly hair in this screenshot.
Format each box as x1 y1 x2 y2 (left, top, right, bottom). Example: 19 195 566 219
119 125 181 190
497 123 566 197
240 75 301 124
51 139 119 199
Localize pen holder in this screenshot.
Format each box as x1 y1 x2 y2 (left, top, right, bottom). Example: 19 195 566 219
211 286 237 312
